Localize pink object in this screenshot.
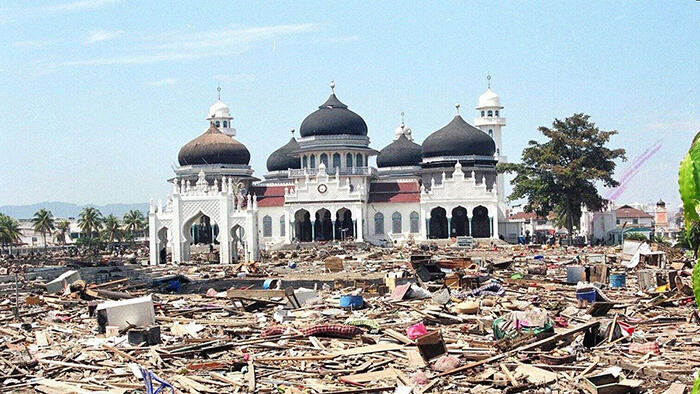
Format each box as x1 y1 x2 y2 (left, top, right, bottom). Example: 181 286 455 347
410 371 429 385
432 355 460 372
406 322 428 339
206 288 217 297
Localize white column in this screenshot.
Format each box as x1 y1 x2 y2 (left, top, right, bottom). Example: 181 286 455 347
355 207 363 242
219 196 232 264
148 211 158 266
420 207 428 240
171 197 183 264
284 209 292 244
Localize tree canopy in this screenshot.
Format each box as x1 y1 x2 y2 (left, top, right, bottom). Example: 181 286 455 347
499 113 626 237
0 213 21 248
31 208 55 250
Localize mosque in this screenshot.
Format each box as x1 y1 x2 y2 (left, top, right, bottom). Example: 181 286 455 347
148 80 508 264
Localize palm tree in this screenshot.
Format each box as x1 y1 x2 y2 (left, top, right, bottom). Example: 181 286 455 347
31 209 55 251
123 210 145 244
54 220 71 245
0 214 22 254
78 207 104 243
103 214 121 250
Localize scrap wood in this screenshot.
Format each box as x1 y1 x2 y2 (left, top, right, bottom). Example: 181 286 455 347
335 342 403 356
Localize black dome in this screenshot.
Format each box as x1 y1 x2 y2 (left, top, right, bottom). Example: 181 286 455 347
299 94 368 137
422 115 496 158
377 135 422 168
178 124 250 166
267 136 301 172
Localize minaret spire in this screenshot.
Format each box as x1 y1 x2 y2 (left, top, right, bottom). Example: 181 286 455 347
455 103 460 115
400 111 405 126
217 85 221 100
487 73 491 89
330 80 335 94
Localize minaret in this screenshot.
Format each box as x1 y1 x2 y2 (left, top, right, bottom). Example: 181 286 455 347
394 111 413 141
206 86 236 137
474 74 507 206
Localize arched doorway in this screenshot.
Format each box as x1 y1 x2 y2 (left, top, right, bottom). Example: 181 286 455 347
472 206 490 238
429 207 448 239
335 208 353 241
157 227 169 264
230 225 244 263
451 206 469 237
314 209 333 241
182 213 220 263
295 210 312 242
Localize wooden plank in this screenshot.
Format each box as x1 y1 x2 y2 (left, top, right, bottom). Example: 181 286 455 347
335 343 403 356
500 363 518 386
226 289 287 299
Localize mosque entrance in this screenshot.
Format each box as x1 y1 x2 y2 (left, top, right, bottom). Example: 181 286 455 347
294 209 312 242
451 206 469 237
471 206 490 238
157 227 169 264
230 225 245 263
314 209 333 241
189 215 219 245
429 207 448 239
335 208 354 241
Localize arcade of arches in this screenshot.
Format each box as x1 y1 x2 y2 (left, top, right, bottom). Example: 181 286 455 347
294 208 355 242
428 206 491 239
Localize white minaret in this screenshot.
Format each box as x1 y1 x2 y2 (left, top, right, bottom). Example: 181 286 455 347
474 75 507 206
206 86 236 137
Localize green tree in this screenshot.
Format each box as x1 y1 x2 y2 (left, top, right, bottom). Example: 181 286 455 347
78 207 104 245
31 208 55 251
499 113 626 240
0 213 22 253
122 210 145 244
54 219 71 245
102 214 121 250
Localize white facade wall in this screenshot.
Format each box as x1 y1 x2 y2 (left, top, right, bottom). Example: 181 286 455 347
366 202 422 245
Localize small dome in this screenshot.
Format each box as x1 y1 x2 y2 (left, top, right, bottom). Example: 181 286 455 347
422 115 496 158
299 92 368 137
267 136 301 172
208 100 231 119
377 134 422 168
178 124 250 166
394 123 413 141
477 88 502 109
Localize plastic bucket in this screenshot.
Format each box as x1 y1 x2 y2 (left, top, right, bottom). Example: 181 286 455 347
609 274 626 289
339 295 364 309
575 289 596 304
566 266 585 284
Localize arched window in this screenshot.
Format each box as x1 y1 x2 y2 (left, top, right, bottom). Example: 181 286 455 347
346 153 353 168
410 211 420 233
481 111 485 117
356 153 364 167
332 153 341 169
374 212 384 235
279 216 285 237
215 121 221 127
487 110 493 117
223 121 228 127
392 212 402 233
263 215 272 237
310 155 316 169
302 155 308 168
497 148 500 155
488 129 493 137
320 153 328 167
495 110 499 117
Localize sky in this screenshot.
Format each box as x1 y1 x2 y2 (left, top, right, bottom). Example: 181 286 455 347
0 1 698 212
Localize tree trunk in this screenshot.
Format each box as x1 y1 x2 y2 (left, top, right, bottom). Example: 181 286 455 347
566 199 573 246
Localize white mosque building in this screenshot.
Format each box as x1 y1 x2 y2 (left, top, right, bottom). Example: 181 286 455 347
148 81 508 264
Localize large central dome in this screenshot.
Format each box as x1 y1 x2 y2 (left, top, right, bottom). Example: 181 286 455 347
178 124 250 166
299 85 367 138
422 115 496 158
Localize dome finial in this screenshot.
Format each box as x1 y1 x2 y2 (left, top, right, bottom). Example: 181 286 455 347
217 85 222 100
401 111 405 126
487 73 491 89
455 103 461 115
330 80 335 94
291 128 295 136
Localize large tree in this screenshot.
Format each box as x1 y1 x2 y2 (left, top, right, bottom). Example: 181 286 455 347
499 113 626 239
54 219 71 245
31 208 55 251
102 214 121 250
0 213 22 253
122 209 145 244
78 207 104 241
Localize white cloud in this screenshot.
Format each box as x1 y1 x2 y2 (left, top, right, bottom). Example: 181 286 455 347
12 39 59 49
42 0 120 12
84 30 124 44
149 78 179 86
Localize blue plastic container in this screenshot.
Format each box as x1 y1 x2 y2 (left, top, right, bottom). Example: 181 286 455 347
609 274 626 289
339 295 364 309
575 289 596 304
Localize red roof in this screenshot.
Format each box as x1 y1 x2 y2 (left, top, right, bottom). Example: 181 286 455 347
615 205 653 219
368 181 420 203
251 185 289 207
509 212 538 220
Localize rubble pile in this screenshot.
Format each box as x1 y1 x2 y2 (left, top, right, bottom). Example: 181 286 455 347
1 241 699 393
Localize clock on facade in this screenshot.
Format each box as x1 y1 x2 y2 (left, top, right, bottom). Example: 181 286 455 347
317 184 328 193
